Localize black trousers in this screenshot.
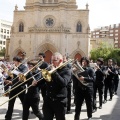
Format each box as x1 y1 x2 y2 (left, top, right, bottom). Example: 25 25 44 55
67 86 71 111
22 95 43 120
104 81 113 100
93 82 104 108
43 97 66 120
114 79 119 93
74 87 93 120
5 89 25 120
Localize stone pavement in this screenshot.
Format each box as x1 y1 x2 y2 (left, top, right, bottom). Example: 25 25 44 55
0 84 120 120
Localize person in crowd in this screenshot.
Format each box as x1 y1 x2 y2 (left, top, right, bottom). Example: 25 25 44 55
38 53 49 100
113 62 120 95
93 58 105 112
33 52 72 120
74 57 95 120
63 55 72 114
22 61 44 120
103 59 116 103
4 56 28 120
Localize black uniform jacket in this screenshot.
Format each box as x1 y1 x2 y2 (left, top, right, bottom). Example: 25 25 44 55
45 66 72 101
25 69 41 98
6 64 28 90
95 65 106 83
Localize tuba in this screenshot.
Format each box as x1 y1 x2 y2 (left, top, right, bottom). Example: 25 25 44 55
72 60 88 86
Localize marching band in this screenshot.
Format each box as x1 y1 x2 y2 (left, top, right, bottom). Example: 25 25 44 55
0 52 120 120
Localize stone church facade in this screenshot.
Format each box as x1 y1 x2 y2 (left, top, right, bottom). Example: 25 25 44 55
6 0 90 63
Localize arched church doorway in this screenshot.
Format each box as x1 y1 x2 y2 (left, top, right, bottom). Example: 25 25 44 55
74 53 82 61
44 50 52 63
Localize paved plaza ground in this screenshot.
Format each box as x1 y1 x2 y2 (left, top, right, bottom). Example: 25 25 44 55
0 84 120 120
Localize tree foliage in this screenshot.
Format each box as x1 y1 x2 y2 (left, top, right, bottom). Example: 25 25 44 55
90 42 120 65
90 42 113 62
0 48 6 57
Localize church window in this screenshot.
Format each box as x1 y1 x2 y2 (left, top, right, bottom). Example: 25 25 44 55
45 18 54 27
76 22 82 32
19 22 24 32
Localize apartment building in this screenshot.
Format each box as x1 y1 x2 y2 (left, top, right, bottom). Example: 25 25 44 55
91 23 120 48
0 20 12 50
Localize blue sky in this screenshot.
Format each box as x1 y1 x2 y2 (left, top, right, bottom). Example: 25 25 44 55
0 0 120 30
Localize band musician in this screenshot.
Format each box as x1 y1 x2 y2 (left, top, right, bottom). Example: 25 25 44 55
5 56 28 120
93 58 105 112
74 57 95 120
22 61 44 120
33 52 72 120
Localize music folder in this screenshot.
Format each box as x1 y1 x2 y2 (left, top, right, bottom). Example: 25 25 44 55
78 71 88 78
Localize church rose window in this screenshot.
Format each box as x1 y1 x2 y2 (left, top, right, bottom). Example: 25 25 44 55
45 18 54 27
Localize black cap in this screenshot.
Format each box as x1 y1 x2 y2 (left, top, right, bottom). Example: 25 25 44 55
38 53 45 58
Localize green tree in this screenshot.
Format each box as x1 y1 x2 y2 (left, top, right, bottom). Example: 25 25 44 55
0 48 6 57
108 49 120 65
90 42 113 62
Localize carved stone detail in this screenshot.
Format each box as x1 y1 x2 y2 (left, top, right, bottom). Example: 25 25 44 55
28 25 70 33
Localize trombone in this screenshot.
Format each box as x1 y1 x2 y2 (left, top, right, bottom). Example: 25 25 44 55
0 63 52 106
1 60 43 97
0 59 73 106
0 73 44 106
0 57 29 90
42 59 74 82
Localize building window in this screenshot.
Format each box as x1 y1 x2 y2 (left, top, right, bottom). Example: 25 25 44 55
7 30 9 34
7 36 9 38
115 33 118 36
115 44 118 48
4 35 6 39
1 28 3 33
19 22 24 32
3 41 5 45
115 41 118 43
96 35 99 38
96 32 99 34
115 37 118 40
110 30 113 33
45 18 54 27
76 22 82 32
110 34 113 36
1 35 3 39
4 29 6 33
0 41 2 44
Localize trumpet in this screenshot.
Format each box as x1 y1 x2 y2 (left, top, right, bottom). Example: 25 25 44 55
72 60 88 86
42 59 74 82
